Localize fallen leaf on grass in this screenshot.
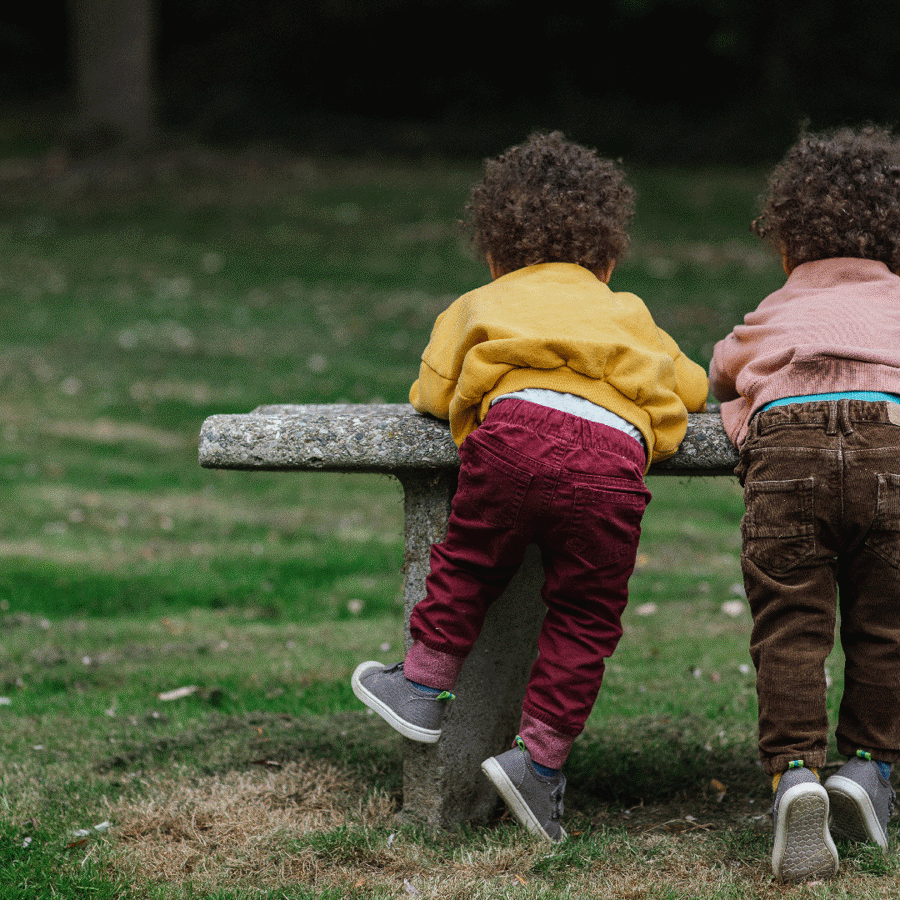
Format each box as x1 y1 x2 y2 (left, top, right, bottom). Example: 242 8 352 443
67 821 111 849
72 821 111 838
157 686 199 702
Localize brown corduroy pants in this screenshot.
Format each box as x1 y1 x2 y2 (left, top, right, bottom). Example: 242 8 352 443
737 399 900 775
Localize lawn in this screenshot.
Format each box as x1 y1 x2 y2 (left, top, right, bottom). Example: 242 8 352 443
0 140 892 898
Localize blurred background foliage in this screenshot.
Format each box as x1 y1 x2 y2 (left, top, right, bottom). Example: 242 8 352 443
0 0 898 164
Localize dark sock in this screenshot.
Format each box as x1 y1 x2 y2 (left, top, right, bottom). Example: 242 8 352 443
409 679 441 696
532 760 560 778
514 736 560 777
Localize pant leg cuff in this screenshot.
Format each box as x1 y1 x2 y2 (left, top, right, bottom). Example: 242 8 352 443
518 711 575 770
404 640 465 690
763 751 828 776
836 738 900 764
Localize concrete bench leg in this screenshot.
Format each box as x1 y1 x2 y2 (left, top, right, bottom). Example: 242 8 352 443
396 472 546 829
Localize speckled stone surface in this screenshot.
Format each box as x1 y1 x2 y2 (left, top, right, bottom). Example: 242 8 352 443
198 403 739 828
199 404 739 475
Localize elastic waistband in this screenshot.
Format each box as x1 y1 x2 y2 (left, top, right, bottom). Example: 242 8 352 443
760 391 900 413
492 388 645 447
483 397 647 470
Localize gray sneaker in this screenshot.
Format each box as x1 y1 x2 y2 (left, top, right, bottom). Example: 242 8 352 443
351 660 453 744
481 736 567 842
771 766 838 882
825 755 895 850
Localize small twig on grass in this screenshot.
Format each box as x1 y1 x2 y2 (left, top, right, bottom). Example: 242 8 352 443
644 818 715 834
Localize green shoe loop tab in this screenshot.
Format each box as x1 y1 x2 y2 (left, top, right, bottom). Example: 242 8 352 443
856 749 873 761
787 760 805 769
436 691 455 701
515 735 527 753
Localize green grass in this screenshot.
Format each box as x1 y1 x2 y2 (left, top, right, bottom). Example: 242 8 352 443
0 145 888 897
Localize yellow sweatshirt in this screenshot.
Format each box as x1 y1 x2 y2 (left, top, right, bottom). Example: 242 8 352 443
409 263 708 470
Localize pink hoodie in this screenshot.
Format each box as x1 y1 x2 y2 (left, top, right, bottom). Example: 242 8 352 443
709 258 900 447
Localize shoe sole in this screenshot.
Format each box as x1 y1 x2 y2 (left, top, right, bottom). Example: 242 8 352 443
771 782 838 882
351 661 441 744
481 756 567 842
825 774 889 849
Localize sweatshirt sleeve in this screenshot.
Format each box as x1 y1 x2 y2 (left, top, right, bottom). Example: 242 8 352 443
708 334 742 402
408 296 471 420
409 358 456 420
656 328 709 412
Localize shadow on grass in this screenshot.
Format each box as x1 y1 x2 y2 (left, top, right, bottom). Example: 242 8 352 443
94 706 764 816
568 714 766 807
0 552 401 622
93 710 405 800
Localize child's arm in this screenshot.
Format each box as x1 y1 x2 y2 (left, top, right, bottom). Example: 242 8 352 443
409 359 456 421
656 328 709 412
408 297 472 421
708 333 741 402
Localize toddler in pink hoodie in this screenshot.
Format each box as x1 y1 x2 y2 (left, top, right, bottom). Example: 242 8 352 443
710 125 900 881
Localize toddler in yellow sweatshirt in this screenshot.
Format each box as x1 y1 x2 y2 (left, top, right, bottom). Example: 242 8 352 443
352 131 708 840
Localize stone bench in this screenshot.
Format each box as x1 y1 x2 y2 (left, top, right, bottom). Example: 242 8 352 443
199 403 738 829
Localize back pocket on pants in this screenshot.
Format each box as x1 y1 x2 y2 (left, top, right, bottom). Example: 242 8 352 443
867 472 900 569
456 435 532 529
567 481 649 566
742 477 815 574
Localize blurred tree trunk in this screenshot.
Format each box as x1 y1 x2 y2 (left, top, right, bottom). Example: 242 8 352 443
67 0 157 153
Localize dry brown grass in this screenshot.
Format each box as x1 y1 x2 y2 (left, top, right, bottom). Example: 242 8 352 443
93 755 900 899
106 757 396 889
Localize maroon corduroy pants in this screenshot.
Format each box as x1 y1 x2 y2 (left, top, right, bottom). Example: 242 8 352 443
405 398 649 768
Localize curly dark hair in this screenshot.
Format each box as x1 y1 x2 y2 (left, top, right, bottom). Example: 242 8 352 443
465 131 635 275
752 125 900 271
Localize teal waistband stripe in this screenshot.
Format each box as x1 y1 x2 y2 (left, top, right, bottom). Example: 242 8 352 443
761 391 900 412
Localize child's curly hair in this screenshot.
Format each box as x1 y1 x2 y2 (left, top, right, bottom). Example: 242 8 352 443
752 125 900 271
465 131 634 275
